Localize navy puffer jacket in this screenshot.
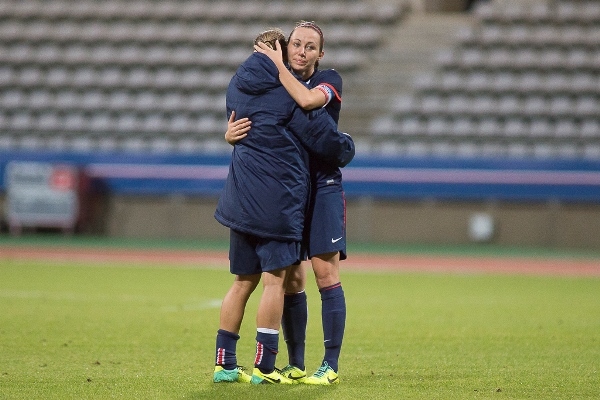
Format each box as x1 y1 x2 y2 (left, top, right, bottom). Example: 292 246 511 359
215 53 354 241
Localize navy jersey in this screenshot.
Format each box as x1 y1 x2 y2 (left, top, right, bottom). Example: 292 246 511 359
297 68 349 258
302 68 344 192
306 69 342 124
215 53 354 241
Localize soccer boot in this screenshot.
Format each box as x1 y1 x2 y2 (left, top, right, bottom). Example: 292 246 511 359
280 364 307 383
250 367 297 384
304 361 340 385
213 365 252 383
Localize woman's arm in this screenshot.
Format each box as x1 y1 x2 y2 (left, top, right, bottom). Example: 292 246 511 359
254 41 327 110
224 111 251 145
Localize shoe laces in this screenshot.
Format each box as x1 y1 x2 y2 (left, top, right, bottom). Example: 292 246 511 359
280 365 294 374
313 361 331 378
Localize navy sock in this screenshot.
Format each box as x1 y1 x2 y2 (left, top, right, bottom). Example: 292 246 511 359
320 282 346 372
282 291 307 370
255 330 279 373
215 329 240 370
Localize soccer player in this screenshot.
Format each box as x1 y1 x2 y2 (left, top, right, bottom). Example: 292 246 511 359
213 29 354 385
227 21 348 385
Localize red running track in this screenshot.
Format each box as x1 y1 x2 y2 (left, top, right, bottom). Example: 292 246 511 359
2 245 599 277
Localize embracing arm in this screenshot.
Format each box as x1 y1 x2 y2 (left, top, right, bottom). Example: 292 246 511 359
224 111 251 145
254 41 327 110
288 108 355 167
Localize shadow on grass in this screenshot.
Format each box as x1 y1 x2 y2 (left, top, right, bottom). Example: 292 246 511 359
186 382 337 400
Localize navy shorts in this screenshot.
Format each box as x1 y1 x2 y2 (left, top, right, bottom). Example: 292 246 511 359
229 229 303 275
306 189 347 260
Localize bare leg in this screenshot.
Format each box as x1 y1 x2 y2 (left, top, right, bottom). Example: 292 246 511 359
285 261 307 293
219 274 261 334
256 267 289 329
311 251 339 290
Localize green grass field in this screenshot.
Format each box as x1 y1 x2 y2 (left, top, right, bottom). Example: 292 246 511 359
1 240 599 399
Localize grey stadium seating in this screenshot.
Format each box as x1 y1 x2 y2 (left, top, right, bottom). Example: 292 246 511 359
0 0 403 152
3 0 598 160
371 0 600 159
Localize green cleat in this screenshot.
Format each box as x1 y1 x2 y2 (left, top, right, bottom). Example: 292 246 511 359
280 364 307 383
304 361 340 385
250 367 297 384
213 365 252 383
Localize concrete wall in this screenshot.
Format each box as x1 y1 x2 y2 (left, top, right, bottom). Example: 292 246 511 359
103 195 229 240
3 193 600 249
347 198 600 249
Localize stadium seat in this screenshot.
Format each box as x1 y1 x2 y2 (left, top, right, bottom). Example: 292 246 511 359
45 67 71 88
10 111 36 131
583 144 600 159
419 94 445 115
439 72 464 91
447 95 471 114
552 119 579 138
28 90 54 111
399 116 425 137
506 142 530 159
580 119 600 138
89 112 116 132
141 113 167 133
18 67 44 88
1 90 27 110
80 90 108 111
465 71 491 92
529 118 553 138
471 95 497 117
37 111 62 131
549 96 573 118
502 118 528 138
476 117 502 137
496 95 521 117
492 72 519 93
19 134 46 150
449 117 476 137
523 96 548 117
425 117 450 137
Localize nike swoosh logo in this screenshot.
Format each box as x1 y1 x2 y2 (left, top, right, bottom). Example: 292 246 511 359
328 376 338 383
331 237 342 243
267 378 281 384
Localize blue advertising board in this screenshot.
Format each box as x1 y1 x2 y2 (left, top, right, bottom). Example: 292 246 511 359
2 150 600 202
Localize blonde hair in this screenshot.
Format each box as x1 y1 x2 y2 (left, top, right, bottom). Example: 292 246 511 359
254 28 287 50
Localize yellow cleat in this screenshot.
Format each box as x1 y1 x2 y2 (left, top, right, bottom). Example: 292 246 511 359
280 364 307 383
304 361 340 385
213 365 252 383
250 367 297 384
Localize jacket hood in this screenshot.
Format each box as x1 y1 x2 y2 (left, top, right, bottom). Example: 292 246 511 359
233 53 280 95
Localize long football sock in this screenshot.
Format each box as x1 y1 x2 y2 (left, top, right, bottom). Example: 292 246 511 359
215 329 240 370
320 282 346 372
255 329 279 373
282 291 307 370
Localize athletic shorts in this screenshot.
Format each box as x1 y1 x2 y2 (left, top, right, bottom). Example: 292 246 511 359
306 189 347 260
229 229 303 275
